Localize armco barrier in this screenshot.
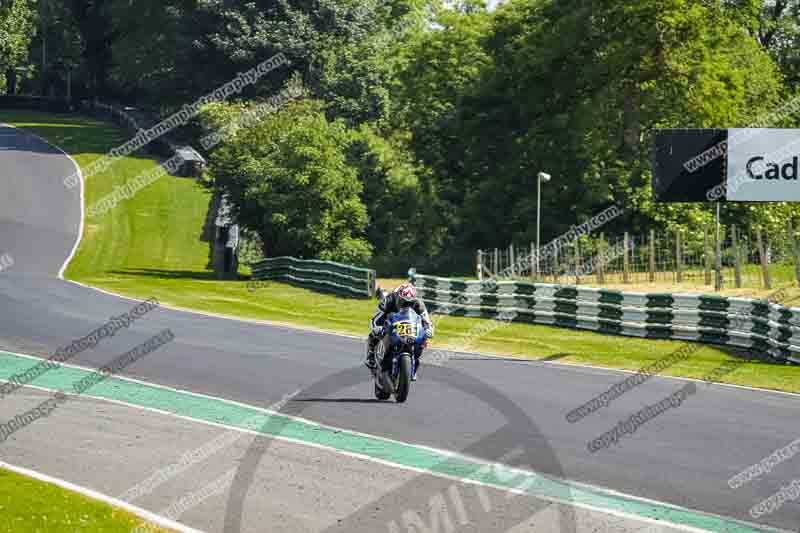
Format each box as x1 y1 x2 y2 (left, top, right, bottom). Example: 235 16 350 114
412 274 800 364
250 257 376 299
1 97 204 174
80 100 203 163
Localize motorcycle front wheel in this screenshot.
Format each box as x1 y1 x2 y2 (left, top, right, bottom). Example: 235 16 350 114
394 354 412 403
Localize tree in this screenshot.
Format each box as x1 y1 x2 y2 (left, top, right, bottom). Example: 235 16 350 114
757 0 800 88
105 0 192 104
66 0 116 97
723 0 800 88
347 124 445 273
200 98 372 265
401 0 785 256
27 0 83 98
391 3 494 269
0 0 36 94
169 0 430 123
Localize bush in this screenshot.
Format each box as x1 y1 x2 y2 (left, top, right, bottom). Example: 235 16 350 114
200 98 372 264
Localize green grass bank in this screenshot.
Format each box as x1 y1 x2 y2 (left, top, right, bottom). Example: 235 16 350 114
0 466 169 532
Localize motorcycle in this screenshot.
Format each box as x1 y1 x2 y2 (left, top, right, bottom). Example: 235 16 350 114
369 286 426 403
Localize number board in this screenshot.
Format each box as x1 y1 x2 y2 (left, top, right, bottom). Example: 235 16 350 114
395 322 418 337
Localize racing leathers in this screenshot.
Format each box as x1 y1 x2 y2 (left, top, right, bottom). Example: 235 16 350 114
365 290 433 371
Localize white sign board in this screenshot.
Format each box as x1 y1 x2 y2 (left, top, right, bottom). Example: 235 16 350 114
226 224 240 250
727 128 800 201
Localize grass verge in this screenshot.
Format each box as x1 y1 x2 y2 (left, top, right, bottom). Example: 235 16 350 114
0 466 169 532
2 110 799 393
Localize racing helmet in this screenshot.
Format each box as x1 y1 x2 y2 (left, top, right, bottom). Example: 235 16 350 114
395 283 418 308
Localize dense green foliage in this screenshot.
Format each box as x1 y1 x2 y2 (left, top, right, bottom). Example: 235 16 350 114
202 99 373 264
8 0 800 273
0 0 35 93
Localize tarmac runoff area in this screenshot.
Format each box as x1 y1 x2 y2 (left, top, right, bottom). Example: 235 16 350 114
0 382 753 533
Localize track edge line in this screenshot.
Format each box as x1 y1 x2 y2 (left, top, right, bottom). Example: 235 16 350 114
0 460 207 533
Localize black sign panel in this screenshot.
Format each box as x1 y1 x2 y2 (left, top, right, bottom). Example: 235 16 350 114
652 129 727 202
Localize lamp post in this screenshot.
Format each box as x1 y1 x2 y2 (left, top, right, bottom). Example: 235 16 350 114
536 172 551 279
715 202 722 291
40 0 47 97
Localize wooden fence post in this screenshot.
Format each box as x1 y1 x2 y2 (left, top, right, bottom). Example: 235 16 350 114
494 248 499 277
732 225 742 288
500 247 504 275
704 225 711 285
510 244 516 277
553 245 560 283
597 233 606 285
649 230 656 282
367 270 376 297
676 230 683 283
477 249 483 281
623 232 631 284
530 241 536 281
574 239 581 285
789 219 800 287
756 226 772 289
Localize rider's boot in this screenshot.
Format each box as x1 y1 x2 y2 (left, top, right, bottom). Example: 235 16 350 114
411 355 420 381
365 336 378 370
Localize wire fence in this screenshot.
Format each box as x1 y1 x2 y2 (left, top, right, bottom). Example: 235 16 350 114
478 223 800 291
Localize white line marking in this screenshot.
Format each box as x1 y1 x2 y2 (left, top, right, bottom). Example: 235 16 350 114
0 123 85 280
58 277 360 341
0 355 790 533
0 460 207 533
414 339 800 400
57 148 85 281
529 358 800 399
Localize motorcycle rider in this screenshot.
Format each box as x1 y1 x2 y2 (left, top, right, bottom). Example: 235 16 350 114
365 282 433 380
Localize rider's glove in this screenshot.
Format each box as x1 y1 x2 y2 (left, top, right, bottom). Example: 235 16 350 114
425 327 434 339
372 326 384 338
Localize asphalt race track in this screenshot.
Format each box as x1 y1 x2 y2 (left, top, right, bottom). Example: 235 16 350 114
0 123 798 532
